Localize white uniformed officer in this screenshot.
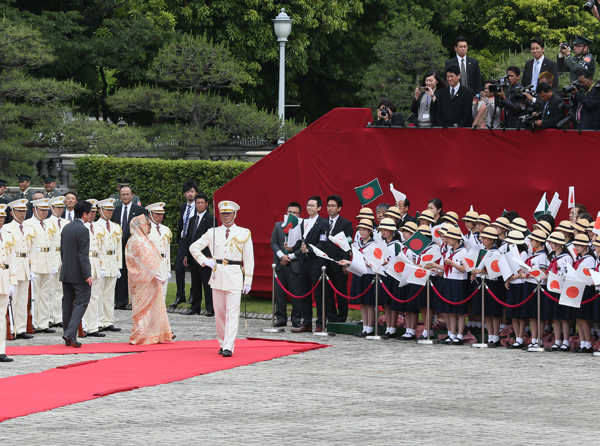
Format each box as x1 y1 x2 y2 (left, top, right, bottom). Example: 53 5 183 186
189 200 254 357
0 204 16 361
83 199 106 337
146 202 172 299
48 196 69 327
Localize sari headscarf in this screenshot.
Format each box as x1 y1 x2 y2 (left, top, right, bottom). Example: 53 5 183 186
126 215 163 281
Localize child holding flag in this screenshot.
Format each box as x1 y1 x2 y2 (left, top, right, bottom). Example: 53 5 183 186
505 231 530 349
522 230 549 349
571 234 595 353
395 222 421 340
377 218 402 338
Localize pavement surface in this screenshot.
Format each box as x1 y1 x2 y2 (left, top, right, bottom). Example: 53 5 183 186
1 308 599 445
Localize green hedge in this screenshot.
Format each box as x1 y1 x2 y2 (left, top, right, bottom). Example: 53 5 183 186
73 156 252 257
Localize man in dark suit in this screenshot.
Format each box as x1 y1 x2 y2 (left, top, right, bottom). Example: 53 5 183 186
534 82 566 129
111 185 147 309
61 191 77 222
436 65 474 128
522 38 559 89
291 196 329 333
271 202 303 327
396 198 417 228
60 200 94 348
323 195 353 323
572 69 600 130
171 181 198 308
445 36 482 93
181 193 217 316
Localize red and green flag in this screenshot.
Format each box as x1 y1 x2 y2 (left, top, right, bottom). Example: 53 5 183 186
355 178 383 205
405 231 433 256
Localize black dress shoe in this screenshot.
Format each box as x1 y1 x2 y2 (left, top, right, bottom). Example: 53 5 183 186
104 325 122 332
86 331 106 337
506 342 522 349
114 305 127 310
170 297 186 308
452 338 464 345
62 334 82 348
125 303 132 310
182 309 200 315
218 348 223 355
384 332 397 339
222 349 232 357
16 333 34 339
205 311 215 317
53 322 63 328
292 323 301 328
354 331 369 337
274 322 286 327
0 354 13 362
41 328 56 334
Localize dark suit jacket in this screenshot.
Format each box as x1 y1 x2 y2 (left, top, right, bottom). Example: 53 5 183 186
323 216 353 272
522 57 559 89
436 85 474 127
410 90 441 126
541 93 566 129
111 203 147 243
176 202 197 244
60 219 91 283
182 211 216 258
398 213 417 228
445 56 482 93
573 88 600 130
291 216 329 270
271 222 300 274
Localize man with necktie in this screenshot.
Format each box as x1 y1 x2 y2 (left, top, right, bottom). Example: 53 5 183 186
62 191 78 222
444 36 482 94
533 82 566 129
522 38 559 89
436 65 475 128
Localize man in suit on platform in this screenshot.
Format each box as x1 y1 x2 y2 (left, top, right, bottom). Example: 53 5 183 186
111 185 147 309
171 181 198 308
436 65 474 128
323 195 353 323
445 36 482 94
60 200 94 348
291 196 329 333
271 202 303 327
182 193 217 316
522 38 559 89
534 82 566 129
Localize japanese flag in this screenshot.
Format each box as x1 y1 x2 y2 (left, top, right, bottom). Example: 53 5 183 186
559 278 586 308
593 211 600 236
566 244 578 261
363 241 390 271
527 268 547 281
329 231 351 252
508 246 528 274
386 255 412 284
419 244 442 265
484 253 512 281
568 186 575 209
431 224 445 246
575 265 595 286
589 269 600 287
406 265 429 286
547 272 563 293
309 244 335 262
463 234 480 251
463 246 483 272
348 247 367 277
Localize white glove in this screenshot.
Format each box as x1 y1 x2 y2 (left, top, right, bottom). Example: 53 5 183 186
117 271 122 279
52 266 57 274
29 272 36 282
9 285 14 296
204 259 216 269
101 270 106 278
243 285 251 295
168 272 172 279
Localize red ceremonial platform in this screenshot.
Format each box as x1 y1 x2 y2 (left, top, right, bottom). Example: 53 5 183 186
214 107 600 297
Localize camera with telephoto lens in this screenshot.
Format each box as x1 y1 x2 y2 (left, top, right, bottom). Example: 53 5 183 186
563 80 582 94
560 42 570 50
513 85 537 103
584 0 597 12
557 110 575 129
488 76 510 93
519 114 537 128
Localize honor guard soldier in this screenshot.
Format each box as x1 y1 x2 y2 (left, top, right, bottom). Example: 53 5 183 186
0 179 12 204
189 201 254 358
96 198 122 332
41 174 63 199
558 35 596 82
3 199 36 339
147 202 172 299
110 177 142 207
24 198 56 333
16 174 34 210
48 196 69 328
0 204 17 361
83 199 106 337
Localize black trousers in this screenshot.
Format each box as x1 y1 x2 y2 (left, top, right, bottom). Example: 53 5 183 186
298 265 323 328
189 258 213 313
325 265 349 322
175 243 188 302
62 281 91 339
274 264 302 326
114 267 129 308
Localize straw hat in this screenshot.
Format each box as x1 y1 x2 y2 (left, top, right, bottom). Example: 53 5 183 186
572 233 590 246
492 216 511 231
356 219 374 231
377 218 397 232
417 224 431 236
418 209 436 224
356 207 375 220
528 229 548 243
445 226 462 240
384 206 402 220
588 220 596 231
510 217 527 233
480 227 498 240
402 222 418 234
439 222 454 236
556 220 574 233
593 239 600 248
505 230 525 245
461 211 479 222
547 231 566 245
476 214 491 226
532 220 552 235
442 211 459 226
573 218 591 232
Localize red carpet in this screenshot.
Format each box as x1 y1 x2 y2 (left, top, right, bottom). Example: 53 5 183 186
0 338 329 422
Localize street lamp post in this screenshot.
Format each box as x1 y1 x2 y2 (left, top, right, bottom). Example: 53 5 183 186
273 8 293 143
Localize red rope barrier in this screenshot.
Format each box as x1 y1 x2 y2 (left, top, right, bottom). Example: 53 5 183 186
326 278 374 300
485 285 535 308
275 276 322 299
542 290 560 303
543 289 600 305
431 284 479 306
379 281 423 304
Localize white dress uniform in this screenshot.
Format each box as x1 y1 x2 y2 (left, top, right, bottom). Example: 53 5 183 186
190 201 254 355
146 202 172 299
83 200 105 334
48 197 69 326
24 198 56 331
96 198 123 330
3 199 36 336
0 204 17 355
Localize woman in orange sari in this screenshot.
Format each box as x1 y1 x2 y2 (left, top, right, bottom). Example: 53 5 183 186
126 215 174 345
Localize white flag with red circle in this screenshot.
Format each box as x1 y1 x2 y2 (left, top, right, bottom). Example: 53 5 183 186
559 278 585 308
527 267 547 281
363 241 390 271
593 211 600 236
463 246 484 272
386 253 413 285
348 247 368 277
419 244 442 265
589 269 600 286
328 231 351 252
431 224 445 246
546 272 563 293
574 265 595 286
309 244 336 262
406 265 429 286
484 253 512 281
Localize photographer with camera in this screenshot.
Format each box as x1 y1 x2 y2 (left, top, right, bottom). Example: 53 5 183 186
496 66 526 128
410 70 448 127
533 82 566 129
558 35 596 82
375 99 405 127
571 68 600 130
472 80 501 128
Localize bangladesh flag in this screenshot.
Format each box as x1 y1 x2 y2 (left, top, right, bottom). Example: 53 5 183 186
405 231 432 256
533 192 549 221
355 178 383 205
281 214 299 234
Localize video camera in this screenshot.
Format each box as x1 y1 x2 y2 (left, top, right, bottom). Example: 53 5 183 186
519 114 537 129
513 85 537 103
563 81 582 94
488 76 509 93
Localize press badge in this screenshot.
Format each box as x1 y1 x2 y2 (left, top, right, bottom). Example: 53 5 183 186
319 234 327 241
422 113 430 119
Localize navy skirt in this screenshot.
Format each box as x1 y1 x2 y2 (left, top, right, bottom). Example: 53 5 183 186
378 275 396 306
352 273 376 306
592 287 600 322
521 282 543 320
472 278 504 318
573 285 595 320
415 277 435 309
542 290 573 320
506 283 529 319
436 278 468 314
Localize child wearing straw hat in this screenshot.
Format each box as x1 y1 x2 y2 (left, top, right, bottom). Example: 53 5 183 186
395 222 421 340
461 210 480 244
591 238 600 337
504 230 530 349
492 216 511 253
571 233 595 353
544 232 573 351
353 208 376 244
377 218 402 338
412 225 438 340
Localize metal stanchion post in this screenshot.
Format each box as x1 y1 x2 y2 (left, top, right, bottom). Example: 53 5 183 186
263 264 285 333
366 272 383 340
472 277 488 348
528 278 545 352
416 277 433 344
314 266 335 337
